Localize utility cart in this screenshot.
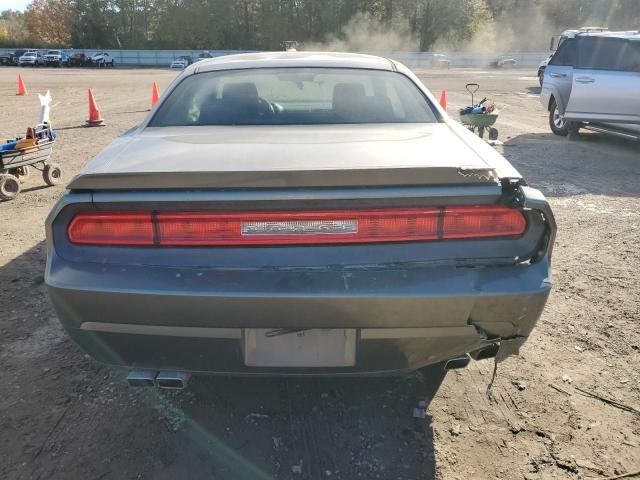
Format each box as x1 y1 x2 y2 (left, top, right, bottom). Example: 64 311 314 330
0 127 61 201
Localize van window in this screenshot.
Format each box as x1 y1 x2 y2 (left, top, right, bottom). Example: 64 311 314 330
621 42 640 72
578 37 627 70
549 39 578 66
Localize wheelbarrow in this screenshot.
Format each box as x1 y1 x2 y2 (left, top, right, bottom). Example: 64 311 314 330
459 83 499 140
0 132 61 201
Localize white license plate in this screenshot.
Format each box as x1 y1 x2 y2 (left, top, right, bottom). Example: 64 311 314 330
244 328 356 367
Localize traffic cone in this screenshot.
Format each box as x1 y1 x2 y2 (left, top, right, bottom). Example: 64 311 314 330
86 89 105 127
17 74 28 96
439 89 447 111
150 81 160 109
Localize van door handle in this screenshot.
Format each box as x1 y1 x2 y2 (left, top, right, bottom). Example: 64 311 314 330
549 73 567 78
575 77 595 84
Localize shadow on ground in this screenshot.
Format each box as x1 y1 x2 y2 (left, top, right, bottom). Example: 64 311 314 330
503 131 640 198
1 242 439 480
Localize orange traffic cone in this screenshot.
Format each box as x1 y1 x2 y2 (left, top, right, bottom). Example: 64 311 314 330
86 89 105 127
439 89 447 111
17 74 28 96
150 81 160 109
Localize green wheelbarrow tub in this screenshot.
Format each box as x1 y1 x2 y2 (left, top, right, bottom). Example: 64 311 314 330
459 113 499 128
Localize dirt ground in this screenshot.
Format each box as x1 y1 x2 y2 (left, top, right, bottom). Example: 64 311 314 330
0 65 638 480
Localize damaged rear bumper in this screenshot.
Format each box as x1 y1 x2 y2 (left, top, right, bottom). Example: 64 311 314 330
47 254 552 375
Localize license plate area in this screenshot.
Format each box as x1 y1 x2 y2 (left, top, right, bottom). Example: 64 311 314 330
244 329 357 367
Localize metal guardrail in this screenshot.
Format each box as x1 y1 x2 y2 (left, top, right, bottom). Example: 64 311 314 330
0 48 550 68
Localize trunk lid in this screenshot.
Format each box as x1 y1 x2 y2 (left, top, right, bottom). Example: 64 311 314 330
68 124 511 190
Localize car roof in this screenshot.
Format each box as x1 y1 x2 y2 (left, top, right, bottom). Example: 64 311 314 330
577 30 640 40
194 51 396 73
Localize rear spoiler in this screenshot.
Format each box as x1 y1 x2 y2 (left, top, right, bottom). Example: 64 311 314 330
67 166 499 190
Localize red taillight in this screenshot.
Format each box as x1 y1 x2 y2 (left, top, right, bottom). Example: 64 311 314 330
68 211 154 245
67 206 525 246
442 206 527 239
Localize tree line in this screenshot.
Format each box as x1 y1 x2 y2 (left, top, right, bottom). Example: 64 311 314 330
1 0 639 51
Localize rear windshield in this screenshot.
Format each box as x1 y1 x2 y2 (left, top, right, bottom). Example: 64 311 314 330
150 68 438 126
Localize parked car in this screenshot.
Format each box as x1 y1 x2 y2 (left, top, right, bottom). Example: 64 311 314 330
196 51 213 62
0 51 12 65
495 55 517 68
46 52 556 393
18 50 44 67
538 27 609 85
170 56 192 70
281 40 299 51
0 48 28 65
68 52 92 67
540 31 640 141
91 52 114 67
430 53 451 68
44 50 69 67
10 49 29 65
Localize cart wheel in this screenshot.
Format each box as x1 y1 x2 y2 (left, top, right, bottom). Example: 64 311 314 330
10 166 30 183
489 128 499 141
43 163 63 186
0 174 21 200
478 127 485 138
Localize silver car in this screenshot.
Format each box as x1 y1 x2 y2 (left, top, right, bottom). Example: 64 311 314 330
18 50 44 66
541 31 640 140
46 52 555 392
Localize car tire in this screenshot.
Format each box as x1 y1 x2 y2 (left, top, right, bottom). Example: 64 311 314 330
43 163 63 186
549 98 569 136
568 122 580 141
0 174 21 200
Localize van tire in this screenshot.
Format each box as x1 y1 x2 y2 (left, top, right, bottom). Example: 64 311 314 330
549 98 569 136
568 122 581 140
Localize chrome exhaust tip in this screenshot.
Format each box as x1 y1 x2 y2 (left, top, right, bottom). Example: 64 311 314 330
127 370 157 387
444 354 471 370
470 344 499 361
156 371 190 390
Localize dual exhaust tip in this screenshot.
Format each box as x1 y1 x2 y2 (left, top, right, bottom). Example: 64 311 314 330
127 370 190 389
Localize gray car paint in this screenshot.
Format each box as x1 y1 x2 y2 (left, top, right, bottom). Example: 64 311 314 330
46 52 556 375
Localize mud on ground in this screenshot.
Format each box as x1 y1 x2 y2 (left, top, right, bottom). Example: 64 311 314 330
0 67 638 480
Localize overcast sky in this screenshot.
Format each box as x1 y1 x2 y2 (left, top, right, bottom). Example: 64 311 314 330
3 0 30 12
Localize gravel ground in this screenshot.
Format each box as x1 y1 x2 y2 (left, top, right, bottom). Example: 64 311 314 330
0 66 638 480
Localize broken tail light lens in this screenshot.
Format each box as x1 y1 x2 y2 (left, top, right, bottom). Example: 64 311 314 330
67 206 526 246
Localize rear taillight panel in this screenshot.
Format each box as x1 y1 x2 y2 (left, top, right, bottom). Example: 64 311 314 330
67 206 526 247
67 212 154 245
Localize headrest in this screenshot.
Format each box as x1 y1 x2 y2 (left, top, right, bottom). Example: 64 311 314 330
332 82 366 104
222 82 259 100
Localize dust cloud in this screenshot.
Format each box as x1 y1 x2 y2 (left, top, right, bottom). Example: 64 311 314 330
435 5 557 53
305 12 419 52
